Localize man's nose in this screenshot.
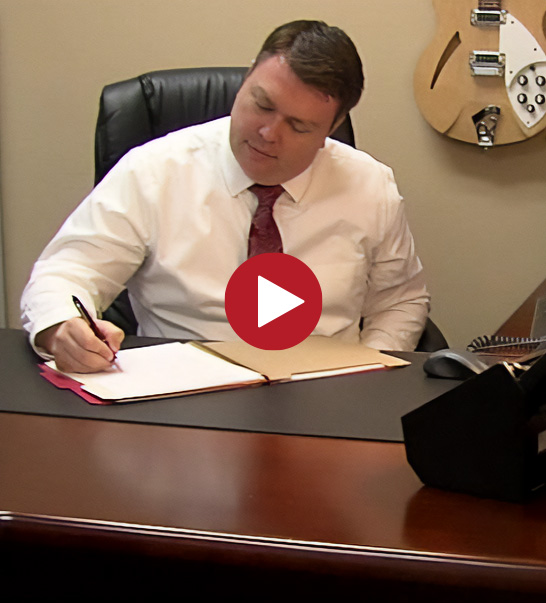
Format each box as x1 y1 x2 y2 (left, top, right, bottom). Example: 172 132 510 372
258 116 281 142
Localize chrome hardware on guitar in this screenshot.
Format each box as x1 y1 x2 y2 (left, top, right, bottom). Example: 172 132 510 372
472 105 500 146
469 51 505 76
471 8 507 26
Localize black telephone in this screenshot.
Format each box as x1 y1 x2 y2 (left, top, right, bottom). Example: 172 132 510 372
403 337 546 502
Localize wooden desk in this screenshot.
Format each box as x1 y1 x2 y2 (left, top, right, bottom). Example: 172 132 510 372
2 331 546 600
2 413 546 601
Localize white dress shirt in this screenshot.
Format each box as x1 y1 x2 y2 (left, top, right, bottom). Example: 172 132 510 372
21 116 430 353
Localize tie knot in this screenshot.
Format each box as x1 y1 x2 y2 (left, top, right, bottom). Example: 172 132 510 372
249 184 284 208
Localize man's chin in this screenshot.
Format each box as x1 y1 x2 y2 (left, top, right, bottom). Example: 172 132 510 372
240 157 282 185
232 141 285 184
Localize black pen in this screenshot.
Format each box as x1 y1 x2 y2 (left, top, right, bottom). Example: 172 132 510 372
72 295 117 360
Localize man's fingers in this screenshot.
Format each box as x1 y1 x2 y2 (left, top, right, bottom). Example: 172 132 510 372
96 319 125 356
39 318 122 373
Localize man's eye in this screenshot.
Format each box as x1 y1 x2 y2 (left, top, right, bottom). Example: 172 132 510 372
256 102 273 112
291 124 311 134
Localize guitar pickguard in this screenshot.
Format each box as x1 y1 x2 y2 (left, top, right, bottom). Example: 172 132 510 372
501 14 546 129
414 0 546 146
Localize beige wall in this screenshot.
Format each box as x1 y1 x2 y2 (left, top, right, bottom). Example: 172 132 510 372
1 0 546 347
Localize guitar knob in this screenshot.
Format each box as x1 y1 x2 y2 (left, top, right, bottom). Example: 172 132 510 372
536 76 546 86
518 74 529 86
536 94 546 105
527 104 536 113
518 93 528 103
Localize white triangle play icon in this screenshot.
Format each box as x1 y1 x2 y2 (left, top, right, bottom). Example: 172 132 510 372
258 276 305 328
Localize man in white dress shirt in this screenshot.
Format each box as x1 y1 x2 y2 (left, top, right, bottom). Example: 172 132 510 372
21 20 430 373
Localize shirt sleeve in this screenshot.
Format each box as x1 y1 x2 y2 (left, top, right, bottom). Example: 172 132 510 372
20 154 153 352
359 172 430 352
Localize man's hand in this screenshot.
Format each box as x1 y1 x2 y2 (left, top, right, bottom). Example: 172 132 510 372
36 318 125 373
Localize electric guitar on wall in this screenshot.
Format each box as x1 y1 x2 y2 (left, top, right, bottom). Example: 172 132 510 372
414 0 546 146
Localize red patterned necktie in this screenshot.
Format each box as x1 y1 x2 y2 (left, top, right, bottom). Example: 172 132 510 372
247 184 284 258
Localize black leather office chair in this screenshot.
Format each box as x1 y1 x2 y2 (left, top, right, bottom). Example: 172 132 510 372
94 67 446 351
95 66 355 185
416 316 448 351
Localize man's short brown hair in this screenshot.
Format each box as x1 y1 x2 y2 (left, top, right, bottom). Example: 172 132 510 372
252 20 364 124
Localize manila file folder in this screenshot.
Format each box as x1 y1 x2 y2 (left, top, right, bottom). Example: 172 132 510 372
198 336 409 382
41 336 409 404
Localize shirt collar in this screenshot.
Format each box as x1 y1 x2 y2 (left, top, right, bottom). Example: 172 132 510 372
281 163 313 203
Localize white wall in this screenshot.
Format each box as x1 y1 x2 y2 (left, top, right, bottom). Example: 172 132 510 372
1 0 546 346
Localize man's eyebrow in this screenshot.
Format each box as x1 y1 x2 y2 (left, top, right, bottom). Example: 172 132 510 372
251 86 274 105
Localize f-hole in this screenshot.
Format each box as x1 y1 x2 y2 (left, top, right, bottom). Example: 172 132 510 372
431 31 461 89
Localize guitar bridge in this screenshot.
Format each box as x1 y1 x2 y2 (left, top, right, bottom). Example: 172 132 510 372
470 51 505 76
472 105 500 146
471 9 507 27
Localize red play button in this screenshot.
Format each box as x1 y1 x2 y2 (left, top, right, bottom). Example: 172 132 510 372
225 253 322 350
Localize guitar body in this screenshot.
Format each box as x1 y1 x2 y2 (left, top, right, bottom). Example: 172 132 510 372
415 0 546 145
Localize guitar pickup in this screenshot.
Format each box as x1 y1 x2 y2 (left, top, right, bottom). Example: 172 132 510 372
469 51 505 76
471 9 507 27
